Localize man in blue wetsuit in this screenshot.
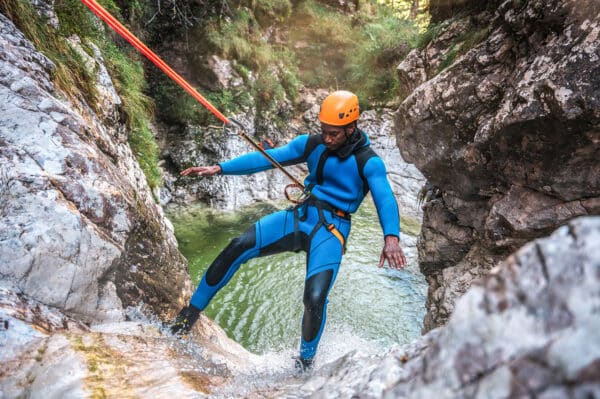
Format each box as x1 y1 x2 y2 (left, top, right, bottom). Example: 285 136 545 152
170 90 406 371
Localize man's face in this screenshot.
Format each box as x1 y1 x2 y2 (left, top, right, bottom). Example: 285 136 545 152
321 123 352 151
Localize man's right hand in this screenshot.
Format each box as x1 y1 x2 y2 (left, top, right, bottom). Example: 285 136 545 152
180 165 222 177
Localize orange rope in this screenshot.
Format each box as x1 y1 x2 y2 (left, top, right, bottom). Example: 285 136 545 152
80 0 229 124
80 0 305 191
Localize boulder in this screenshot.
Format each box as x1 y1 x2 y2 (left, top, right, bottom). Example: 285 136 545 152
0 12 191 323
396 0 600 331
286 216 600 398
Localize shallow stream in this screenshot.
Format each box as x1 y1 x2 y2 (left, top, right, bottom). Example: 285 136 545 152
167 198 426 358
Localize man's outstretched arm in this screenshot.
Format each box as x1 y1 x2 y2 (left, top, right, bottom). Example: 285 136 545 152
180 134 309 177
363 157 406 270
219 134 309 175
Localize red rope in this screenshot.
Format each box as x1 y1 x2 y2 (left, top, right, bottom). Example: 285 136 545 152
80 0 230 125
80 0 306 192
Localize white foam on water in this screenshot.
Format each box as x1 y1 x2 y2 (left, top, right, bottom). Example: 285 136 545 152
206 324 387 398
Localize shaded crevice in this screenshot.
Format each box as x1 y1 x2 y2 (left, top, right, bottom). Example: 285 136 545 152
566 220 578 242
535 243 551 283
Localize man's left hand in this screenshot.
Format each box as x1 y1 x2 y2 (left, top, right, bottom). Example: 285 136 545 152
379 235 406 270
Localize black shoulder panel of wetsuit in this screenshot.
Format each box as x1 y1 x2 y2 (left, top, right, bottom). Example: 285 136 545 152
315 149 331 185
205 226 256 286
299 134 329 185
303 134 324 159
354 146 378 196
279 134 324 167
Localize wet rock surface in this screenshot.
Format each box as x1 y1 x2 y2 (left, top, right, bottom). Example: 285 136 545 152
279 217 600 398
0 288 261 399
396 0 600 331
0 12 190 323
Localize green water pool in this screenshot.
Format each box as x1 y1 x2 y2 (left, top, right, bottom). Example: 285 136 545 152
167 198 426 355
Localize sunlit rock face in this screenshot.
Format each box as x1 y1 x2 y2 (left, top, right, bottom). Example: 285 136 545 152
0 288 260 398
0 12 191 322
286 217 600 398
396 0 600 331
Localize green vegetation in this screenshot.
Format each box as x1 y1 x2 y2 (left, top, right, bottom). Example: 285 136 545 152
101 42 161 188
290 0 357 88
284 0 431 104
152 72 253 127
416 21 446 48
0 0 162 190
379 0 431 29
151 0 432 124
149 0 300 128
346 7 420 103
0 0 100 109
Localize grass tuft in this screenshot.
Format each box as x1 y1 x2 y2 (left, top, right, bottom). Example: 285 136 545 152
1 0 162 190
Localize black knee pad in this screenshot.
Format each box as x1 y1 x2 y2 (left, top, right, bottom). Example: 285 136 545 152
302 269 333 341
205 226 256 286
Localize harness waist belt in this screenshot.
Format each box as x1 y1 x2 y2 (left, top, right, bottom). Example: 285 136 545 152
304 198 350 220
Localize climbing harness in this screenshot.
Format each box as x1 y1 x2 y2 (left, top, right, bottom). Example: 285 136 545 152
291 196 349 254
80 0 305 195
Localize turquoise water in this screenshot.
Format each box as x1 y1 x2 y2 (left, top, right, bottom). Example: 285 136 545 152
167 198 426 355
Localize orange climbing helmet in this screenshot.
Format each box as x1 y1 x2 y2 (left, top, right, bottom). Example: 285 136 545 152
318 90 360 126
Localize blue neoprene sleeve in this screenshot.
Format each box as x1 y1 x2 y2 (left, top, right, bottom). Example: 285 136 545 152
219 135 308 175
363 157 401 237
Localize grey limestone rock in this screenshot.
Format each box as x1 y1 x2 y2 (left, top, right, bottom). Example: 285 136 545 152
396 0 600 331
0 12 191 323
289 216 600 399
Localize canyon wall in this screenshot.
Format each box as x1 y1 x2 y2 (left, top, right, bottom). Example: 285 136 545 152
396 0 600 332
0 11 191 323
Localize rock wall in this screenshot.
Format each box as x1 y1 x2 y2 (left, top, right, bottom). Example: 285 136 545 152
287 216 600 398
0 287 258 398
0 12 191 323
396 0 600 332
161 114 307 210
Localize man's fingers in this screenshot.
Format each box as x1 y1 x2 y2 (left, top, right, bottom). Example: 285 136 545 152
388 255 397 269
181 167 206 176
378 252 385 268
180 167 197 176
390 252 406 270
395 254 406 269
